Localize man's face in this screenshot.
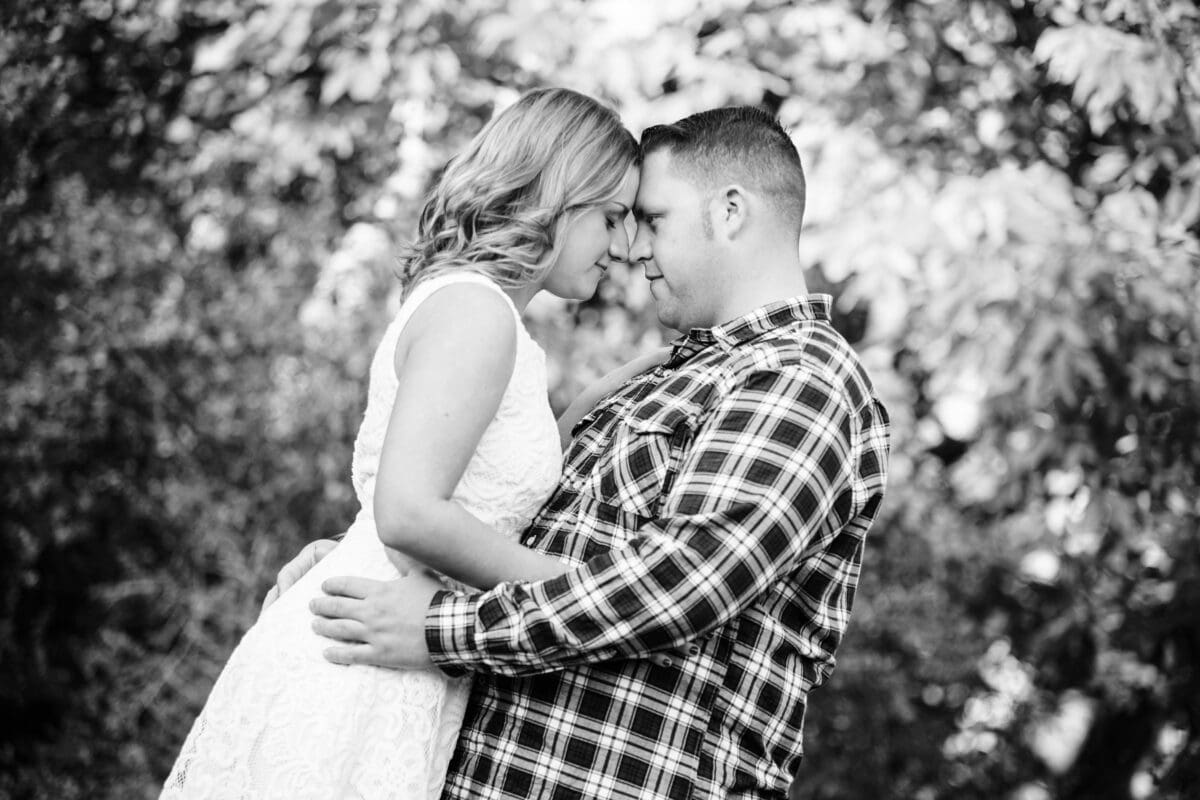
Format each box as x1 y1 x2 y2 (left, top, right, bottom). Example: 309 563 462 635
630 149 724 332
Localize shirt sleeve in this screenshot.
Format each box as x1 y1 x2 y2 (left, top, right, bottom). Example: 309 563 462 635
424 365 860 677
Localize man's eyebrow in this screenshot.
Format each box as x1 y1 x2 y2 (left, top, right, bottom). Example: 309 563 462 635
632 203 652 220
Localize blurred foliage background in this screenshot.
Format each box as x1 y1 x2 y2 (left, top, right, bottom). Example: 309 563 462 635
2 0 1198 797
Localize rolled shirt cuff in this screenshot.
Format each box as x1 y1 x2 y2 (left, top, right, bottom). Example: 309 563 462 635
424 588 479 678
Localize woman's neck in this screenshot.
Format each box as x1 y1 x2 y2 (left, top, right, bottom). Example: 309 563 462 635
504 283 539 313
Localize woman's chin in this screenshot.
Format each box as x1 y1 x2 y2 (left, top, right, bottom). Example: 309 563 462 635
574 277 603 300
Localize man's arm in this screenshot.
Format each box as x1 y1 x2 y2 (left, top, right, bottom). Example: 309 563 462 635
426 365 864 676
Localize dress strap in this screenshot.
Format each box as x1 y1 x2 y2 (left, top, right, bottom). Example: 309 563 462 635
402 272 522 326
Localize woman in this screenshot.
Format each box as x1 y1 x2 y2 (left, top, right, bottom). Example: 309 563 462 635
162 88 656 799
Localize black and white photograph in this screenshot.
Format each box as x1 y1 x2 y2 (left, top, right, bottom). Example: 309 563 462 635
2 1 1197 798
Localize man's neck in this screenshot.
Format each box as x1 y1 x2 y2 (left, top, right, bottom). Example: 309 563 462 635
713 251 809 325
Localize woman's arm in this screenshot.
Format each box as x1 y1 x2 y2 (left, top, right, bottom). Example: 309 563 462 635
556 346 672 446
372 284 570 589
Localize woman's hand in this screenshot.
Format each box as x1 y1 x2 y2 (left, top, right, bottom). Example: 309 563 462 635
259 539 339 615
620 345 673 377
556 346 673 445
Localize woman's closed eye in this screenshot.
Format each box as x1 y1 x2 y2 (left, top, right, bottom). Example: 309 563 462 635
606 208 631 230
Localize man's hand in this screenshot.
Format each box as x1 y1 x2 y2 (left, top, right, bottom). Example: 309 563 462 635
260 539 340 616
310 570 444 670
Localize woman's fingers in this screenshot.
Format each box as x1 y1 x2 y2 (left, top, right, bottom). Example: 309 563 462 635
262 539 340 612
259 585 280 615
259 539 337 619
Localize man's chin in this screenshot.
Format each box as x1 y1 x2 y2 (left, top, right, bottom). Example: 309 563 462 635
653 309 681 332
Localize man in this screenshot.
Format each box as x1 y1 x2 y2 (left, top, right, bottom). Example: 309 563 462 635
284 106 890 798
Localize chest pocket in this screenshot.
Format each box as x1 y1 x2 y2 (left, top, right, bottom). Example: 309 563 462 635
582 399 699 523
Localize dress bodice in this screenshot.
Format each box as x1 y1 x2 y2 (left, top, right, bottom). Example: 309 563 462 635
349 272 563 542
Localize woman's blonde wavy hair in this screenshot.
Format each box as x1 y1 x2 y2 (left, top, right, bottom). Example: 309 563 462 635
399 88 638 295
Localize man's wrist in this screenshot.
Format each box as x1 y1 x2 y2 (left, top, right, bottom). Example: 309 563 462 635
424 588 479 678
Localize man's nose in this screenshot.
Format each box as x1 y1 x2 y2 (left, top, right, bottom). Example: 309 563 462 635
628 224 651 264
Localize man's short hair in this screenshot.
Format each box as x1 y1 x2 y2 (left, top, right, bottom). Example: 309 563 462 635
641 107 806 235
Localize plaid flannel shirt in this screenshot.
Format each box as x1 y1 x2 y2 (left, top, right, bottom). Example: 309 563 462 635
427 295 891 799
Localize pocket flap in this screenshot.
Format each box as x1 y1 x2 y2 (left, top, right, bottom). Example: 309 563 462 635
625 399 699 437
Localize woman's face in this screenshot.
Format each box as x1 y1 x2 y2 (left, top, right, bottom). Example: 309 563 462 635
541 165 639 301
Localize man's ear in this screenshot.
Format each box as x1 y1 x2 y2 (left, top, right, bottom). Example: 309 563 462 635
713 185 749 239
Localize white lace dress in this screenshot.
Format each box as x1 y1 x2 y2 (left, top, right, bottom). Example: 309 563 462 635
162 273 563 799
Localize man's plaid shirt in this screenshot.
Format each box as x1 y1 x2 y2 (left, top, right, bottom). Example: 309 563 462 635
427 295 891 799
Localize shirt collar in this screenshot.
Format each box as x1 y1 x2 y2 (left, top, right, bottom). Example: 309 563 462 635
666 294 833 367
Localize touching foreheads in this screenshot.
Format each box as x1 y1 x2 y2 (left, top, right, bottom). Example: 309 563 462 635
640 107 807 236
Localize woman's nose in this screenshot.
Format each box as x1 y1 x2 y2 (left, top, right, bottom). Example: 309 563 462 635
607 220 631 263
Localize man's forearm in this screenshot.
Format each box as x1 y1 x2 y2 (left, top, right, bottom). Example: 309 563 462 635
423 509 809 676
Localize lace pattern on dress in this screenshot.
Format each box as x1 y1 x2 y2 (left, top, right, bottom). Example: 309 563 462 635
162 272 563 799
